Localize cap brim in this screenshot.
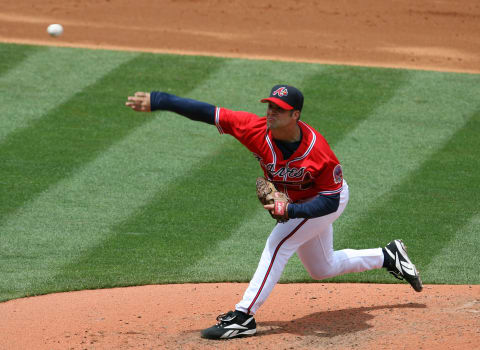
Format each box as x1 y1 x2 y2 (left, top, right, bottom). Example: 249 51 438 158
260 97 294 110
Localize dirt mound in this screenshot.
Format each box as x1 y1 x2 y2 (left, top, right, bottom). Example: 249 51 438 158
1 284 479 349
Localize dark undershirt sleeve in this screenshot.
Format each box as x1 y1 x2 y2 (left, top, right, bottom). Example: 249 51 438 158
288 193 340 219
150 91 216 125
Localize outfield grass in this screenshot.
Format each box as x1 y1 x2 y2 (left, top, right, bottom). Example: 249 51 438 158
0 43 479 302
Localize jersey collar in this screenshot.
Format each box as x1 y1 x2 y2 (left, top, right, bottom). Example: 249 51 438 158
266 121 316 163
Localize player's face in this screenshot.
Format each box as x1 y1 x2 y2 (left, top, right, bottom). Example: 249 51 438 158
266 102 297 129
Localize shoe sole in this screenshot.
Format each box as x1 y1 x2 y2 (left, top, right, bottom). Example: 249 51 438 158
201 328 256 340
221 329 257 339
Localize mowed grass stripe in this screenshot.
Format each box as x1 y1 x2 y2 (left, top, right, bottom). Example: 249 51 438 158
0 115 222 301
321 73 480 284
335 108 480 284
300 66 410 145
406 110 480 283
0 51 224 224
332 71 479 239
50 59 324 291
0 45 138 142
425 213 480 284
52 140 260 288
0 43 44 76
0 52 226 301
186 66 410 280
422 110 480 284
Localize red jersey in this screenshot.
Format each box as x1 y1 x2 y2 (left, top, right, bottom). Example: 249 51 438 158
215 107 343 203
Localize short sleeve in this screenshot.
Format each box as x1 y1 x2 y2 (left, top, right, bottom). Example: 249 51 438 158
215 107 264 145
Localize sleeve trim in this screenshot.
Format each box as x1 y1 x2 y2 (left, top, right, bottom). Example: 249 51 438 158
318 186 343 196
215 107 224 134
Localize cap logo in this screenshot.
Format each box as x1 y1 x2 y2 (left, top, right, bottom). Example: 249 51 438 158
273 87 288 97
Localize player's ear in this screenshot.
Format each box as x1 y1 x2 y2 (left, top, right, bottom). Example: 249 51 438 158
292 110 301 121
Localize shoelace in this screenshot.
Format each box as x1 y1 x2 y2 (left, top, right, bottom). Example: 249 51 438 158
216 312 236 325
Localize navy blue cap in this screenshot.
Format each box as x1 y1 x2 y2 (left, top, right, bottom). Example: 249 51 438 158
260 85 304 111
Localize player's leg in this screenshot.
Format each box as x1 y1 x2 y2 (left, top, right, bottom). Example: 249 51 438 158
297 181 422 290
297 222 384 280
295 180 382 279
202 183 353 339
201 217 314 339
298 227 423 291
235 217 314 315
228 181 354 321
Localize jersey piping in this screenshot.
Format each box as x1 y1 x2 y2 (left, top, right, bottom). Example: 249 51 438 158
284 121 316 180
265 133 277 173
318 186 343 196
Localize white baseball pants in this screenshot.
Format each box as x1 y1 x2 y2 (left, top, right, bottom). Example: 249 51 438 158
236 180 384 315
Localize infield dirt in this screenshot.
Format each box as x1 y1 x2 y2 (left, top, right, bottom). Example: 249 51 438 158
0 1 479 349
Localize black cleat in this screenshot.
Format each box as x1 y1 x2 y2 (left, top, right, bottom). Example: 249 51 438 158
201 310 256 339
384 239 423 292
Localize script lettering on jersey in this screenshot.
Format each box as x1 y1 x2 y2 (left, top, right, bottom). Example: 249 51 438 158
252 154 314 191
265 163 305 179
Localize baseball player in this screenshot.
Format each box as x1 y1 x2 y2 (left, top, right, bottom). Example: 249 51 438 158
125 85 423 340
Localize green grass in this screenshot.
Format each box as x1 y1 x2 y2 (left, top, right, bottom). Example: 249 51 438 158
0 42 479 302
0 44 43 76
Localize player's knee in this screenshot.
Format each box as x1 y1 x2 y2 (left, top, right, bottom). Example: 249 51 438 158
308 270 332 280
306 262 337 280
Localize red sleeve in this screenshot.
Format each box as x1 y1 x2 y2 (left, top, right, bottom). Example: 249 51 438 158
315 162 344 195
311 133 344 196
214 107 264 145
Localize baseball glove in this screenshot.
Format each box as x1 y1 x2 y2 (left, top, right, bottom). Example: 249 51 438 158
256 177 290 223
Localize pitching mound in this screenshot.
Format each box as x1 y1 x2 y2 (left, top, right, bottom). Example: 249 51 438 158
1 283 479 349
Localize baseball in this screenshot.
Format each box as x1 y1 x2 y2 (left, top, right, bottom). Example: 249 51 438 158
47 24 63 37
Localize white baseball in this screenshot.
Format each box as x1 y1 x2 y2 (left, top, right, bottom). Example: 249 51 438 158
47 24 64 37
